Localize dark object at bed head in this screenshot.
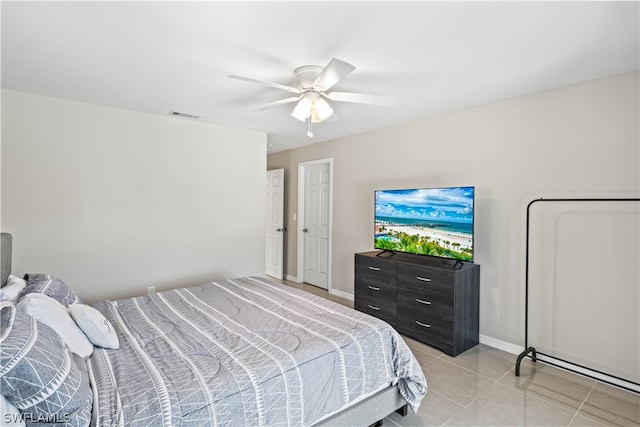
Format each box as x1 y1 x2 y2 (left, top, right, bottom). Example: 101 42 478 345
1 233 12 287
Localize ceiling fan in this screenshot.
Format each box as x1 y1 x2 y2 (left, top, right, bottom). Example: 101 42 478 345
229 58 396 137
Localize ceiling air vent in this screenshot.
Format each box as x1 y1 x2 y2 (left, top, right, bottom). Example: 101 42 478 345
169 110 202 120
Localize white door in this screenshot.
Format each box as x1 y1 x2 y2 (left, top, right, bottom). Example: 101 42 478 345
300 161 331 289
265 168 284 279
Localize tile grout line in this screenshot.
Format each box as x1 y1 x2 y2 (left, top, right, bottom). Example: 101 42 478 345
440 364 509 426
427 388 473 427
433 353 510 384
419 350 519 426
567 383 600 427
499 367 603 425
417 353 470 426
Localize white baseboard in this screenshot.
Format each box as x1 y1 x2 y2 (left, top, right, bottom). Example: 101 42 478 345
284 275 354 302
479 335 640 393
329 288 354 302
479 334 522 355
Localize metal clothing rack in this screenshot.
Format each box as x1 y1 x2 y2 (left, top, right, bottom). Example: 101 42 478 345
515 197 640 393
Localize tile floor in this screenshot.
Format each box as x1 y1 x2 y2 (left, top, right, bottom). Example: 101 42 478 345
283 280 640 426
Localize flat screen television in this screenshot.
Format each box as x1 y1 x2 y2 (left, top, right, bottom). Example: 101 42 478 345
374 186 475 262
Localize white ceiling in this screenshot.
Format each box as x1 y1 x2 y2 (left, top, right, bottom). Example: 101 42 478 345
2 1 638 153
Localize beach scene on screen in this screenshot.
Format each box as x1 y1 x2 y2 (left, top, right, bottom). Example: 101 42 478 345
375 187 474 261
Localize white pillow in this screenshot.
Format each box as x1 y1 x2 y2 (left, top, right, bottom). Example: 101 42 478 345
69 304 119 349
17 293 94 359
0 275 27 302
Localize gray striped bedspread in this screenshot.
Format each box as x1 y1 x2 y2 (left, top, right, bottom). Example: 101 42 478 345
87 276 427 426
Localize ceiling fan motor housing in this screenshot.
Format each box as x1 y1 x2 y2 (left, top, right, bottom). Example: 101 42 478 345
294 65 323 89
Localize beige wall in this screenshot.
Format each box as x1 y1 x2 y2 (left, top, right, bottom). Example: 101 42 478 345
2 89 267 302
268 71 639 347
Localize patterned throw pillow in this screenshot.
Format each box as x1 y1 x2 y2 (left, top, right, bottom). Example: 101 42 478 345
20 274 83 306
0 302 92 427
69 304 119 349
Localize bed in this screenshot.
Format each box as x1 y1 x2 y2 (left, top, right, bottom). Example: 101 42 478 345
0 233 427 426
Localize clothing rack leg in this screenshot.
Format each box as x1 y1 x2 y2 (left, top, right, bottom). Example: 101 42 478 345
515 346 537 377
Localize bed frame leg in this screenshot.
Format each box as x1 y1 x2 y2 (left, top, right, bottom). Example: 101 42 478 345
368 404 408 426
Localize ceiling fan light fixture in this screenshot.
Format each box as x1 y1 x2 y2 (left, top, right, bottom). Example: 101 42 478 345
312 96 333 122
291 95 312 121
291 92 333 124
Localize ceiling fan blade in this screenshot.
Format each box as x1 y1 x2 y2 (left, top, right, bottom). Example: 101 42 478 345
325 91 396 106
252 96 302 111
229 74 300 93
312 58 355 91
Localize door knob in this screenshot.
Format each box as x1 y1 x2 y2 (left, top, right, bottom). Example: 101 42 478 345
302 228 308 233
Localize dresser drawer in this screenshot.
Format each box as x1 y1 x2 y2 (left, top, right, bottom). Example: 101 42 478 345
354 294 396 325
397 264 454 297
398 310 453 350
355 256 397 287
398 263 454 286
397 289 453 317
355 278 396 302
397 301 453 325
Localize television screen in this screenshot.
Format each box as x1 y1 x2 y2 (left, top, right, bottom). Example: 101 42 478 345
374 186 475 262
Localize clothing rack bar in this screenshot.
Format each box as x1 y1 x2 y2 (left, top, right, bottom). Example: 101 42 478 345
515 197 640 393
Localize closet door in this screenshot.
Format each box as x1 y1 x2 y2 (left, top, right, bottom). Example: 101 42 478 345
265 168 284 279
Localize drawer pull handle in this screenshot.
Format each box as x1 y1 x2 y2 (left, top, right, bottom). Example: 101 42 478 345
368 266 381 271
416 276 432 282
368 304 380 311
416 298 431 305
368 285 381 291
415 321 431 328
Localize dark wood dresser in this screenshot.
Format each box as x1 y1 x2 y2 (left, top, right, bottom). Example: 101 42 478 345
354 251 480 356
